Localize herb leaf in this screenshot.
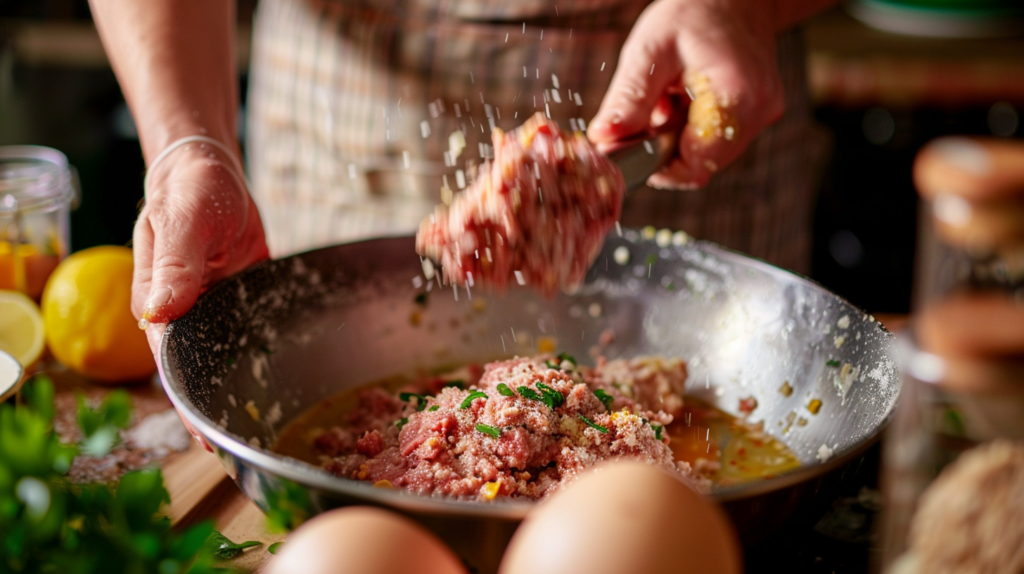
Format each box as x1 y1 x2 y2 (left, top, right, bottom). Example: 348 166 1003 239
651 423 664 440
76 389 132 457
208 530 262 559
544 360 559 370
475 423 501 438
536 383 564 408
268 541 284 554
517 386 543 402
556 352 577 366
496 383 515 397
396 417 409 430
399 392 428 411
578 414 609 434
825 359 841 368
428 405 440 412
593 389 614 411
460 391 488 409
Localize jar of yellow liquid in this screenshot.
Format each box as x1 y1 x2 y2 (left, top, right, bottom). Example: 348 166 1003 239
0 146 77 300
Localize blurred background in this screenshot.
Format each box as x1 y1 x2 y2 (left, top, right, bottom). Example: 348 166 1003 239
1 0 1022 314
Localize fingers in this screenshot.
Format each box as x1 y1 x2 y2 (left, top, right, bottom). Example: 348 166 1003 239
588 2 685 146
915 137 1024 202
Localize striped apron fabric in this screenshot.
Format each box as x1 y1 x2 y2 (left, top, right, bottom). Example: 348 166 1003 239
246 0 830 274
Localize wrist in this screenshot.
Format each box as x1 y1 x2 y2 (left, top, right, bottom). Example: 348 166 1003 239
138 112 237 167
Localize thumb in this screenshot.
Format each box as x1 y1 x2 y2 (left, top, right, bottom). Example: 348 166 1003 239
134 210 209 326
588 7 683 146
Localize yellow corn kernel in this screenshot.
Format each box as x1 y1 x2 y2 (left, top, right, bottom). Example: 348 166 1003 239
537 336 557 354
374 480 394 489
482 481 500 500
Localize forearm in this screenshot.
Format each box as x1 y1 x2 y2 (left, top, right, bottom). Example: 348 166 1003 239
771 0 837 31
89 0 238 164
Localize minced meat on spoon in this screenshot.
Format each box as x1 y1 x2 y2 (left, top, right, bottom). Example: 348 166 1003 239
416 113 625 295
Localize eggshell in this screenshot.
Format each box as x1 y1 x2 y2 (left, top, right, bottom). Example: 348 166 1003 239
265 506 469 574
499 460 741 574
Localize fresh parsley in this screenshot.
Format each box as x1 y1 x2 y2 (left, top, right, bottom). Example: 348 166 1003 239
578 414 609 434
428 405 440 412
208 531 262 559
826 360 841 368
460 391 488 409
593 389 614 411
475 423 501 438
536 383 564 408
399 392 428 411
556 352 577 366
496 383 515 397
268 542 283 555
517 386 543 402
396 417 409 430
651 423 664 441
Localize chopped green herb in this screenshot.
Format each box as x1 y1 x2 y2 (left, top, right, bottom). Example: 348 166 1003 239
476 423 501 438
593 389 614 411
544 360 559 370
400 392 428 411
396 417 409 430
497 383 515 396
268 541 283 554
460 391 488 409
428 405 440 412
556 352 577 366
536 383 564 408
414 292 429 306
578 414 609 434
76 389 132 457
443 380 465 389
208 530 262 559
517 386 544 402
645 253 658 266
651 423 664 441
825 360 841 368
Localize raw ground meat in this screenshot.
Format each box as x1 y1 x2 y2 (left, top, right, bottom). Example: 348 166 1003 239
316 354 699 501
415 113 625 295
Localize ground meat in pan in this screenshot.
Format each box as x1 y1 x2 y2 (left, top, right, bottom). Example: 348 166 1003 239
317 354 698 501
415 113 625 295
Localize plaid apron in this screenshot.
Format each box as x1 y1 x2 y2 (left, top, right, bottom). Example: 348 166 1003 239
246 0 829 273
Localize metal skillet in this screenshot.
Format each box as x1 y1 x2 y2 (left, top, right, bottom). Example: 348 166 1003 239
160 229 899 573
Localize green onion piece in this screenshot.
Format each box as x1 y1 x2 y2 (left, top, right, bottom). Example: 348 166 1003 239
556 352 577 366
414 292 429 306
593 389 614 411
428 405 440 412
497 383 515 397
396 417 409 430
651 423 664 441
578 414 609 434
268 542 283 555
476 423 501 438
460 391 488 409
536 383 564 408
517 386 543 402
825 360 841 368
443 380 465 389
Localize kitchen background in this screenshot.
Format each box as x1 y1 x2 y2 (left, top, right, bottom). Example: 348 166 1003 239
1 0 1023 314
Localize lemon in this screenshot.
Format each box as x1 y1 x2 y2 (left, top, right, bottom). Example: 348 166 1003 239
41 246 155 383
0 290 45 369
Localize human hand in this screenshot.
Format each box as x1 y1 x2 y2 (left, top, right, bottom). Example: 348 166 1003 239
132 142 268 448
588 0 785 190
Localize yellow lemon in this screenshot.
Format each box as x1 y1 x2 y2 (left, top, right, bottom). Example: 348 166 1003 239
0 289 45 369
42 246 155 383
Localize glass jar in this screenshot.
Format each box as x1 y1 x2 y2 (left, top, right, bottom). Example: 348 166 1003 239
879 137 1024 574
0 146 77 300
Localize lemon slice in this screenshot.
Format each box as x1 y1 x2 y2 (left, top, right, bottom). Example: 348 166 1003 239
0 349 24 402
0 289 46 369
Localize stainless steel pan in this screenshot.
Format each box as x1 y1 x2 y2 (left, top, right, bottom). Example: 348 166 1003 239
160 232 899 573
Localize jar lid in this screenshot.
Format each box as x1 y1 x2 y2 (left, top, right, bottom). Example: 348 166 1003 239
0 145 76 214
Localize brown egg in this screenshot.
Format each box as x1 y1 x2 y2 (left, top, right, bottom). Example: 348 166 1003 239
265 506 469 574
500 461 741 574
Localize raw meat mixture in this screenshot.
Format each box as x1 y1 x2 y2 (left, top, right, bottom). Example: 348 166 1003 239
416 113 625 295
313 354 699 501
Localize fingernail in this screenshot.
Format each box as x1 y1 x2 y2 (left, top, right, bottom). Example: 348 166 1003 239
930 137 992 176
933 194 972 227
140 287 172 327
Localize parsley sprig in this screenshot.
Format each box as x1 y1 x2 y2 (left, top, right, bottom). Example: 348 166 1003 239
460 391 488 409
593 389 614 411
475 423 501 438
578 414 609 434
